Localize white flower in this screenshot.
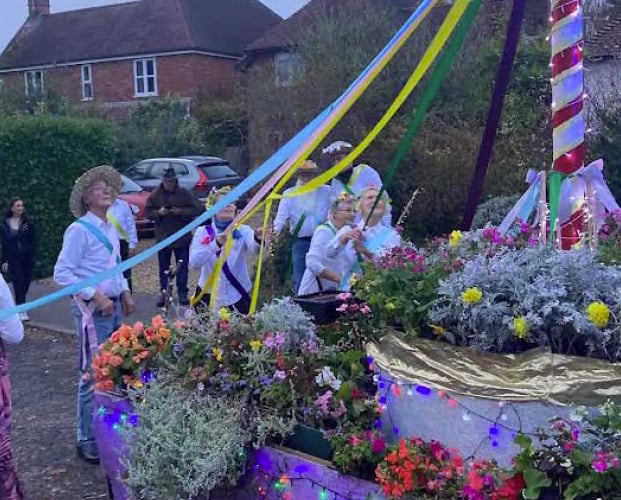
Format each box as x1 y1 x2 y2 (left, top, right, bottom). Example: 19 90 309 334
315 366 342 391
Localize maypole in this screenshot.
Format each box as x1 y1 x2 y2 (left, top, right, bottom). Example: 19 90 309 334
548 0 585 245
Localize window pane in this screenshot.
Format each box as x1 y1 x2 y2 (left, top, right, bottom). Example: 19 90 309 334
146 59 154 75
135 61 144 77
147 77 155 93
35 71 42 90
150 162 171 178
82 65 90 81
171 163 189 175
84 83 93 99
137 78 144 94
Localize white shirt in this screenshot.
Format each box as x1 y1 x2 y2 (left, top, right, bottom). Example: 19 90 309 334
107 198 138 249
273 184 330 238
54 211 130 300
329 164 392 225
0 275 23 344
357 220 401 257
298 222 358 296
189 224 259 308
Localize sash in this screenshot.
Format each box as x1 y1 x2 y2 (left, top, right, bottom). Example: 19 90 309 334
291 213 307 239
222 262 251 302
76 218 121 264
107 212 129 242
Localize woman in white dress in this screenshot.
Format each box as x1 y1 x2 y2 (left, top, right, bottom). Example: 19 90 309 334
297 194 361 296
189 186 263 314
355 186 401 260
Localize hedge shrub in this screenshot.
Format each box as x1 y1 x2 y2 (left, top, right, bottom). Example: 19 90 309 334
0 115 115 277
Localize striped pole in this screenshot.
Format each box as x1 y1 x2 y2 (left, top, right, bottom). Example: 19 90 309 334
548 0 585 244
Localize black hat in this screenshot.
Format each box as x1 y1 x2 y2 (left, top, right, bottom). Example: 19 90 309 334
162 167 177 180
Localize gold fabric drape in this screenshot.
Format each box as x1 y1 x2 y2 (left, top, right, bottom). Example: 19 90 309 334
367 332 621 406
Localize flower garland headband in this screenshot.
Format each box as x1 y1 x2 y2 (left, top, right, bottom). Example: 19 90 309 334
332 192 357 211
205 185 233 211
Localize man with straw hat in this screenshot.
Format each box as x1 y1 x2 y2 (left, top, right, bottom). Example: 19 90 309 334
273 160 330 295
322 140 392 225
54 165 134 464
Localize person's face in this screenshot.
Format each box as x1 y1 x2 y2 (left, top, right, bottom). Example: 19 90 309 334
215 195 236 221
162 179 177 192
83 180 113 212
11 200 24 217
297 172 315 184
359 189 385 218
332 201 355 228
332 153 352 171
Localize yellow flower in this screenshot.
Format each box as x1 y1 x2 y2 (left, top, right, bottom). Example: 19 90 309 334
449 230 463 247
385 302 396 311
218 307 231 322
513 316 529 339
250 340 262 352
586 301 610 328
430 325 446 337
461 287 483 305
131 380 144 389
212 347 224 362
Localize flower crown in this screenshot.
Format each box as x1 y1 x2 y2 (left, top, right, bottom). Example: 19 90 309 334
205 185 233 210
332 192 356 210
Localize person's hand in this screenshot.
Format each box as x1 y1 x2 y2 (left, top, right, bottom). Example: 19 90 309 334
93 292 114 316
216 233 228 246
254 227 264 241
121 291 135 317
1 263 8 274
158 207 169 216
340 229 363 245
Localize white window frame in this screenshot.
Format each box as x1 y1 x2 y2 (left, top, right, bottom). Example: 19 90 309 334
81 64 94 101
133 58 158 97
24 70 44 96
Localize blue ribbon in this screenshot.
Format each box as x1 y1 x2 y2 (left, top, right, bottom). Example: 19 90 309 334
0 0 434 321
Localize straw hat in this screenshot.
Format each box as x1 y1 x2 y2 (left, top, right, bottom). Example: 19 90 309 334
69 165 122 218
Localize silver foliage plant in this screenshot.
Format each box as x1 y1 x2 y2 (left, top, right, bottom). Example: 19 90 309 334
123 375 252 500
429 247 621 361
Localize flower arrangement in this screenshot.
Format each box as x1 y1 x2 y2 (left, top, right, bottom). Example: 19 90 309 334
513 401 621 500
429 247 621 359
92 315 173 392
330 428 387 479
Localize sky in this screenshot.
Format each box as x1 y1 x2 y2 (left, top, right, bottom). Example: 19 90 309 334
0 0 310 53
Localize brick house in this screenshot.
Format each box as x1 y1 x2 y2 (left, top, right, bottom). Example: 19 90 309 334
0 0 281 113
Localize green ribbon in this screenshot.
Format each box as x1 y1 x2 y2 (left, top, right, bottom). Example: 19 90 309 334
364 0 483 228
548 171 564 244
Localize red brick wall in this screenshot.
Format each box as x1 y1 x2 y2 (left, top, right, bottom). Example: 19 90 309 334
1 53 240 108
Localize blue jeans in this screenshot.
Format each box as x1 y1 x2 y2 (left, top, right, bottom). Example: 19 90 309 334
157 245 189 300
291 238 311 295
71 300 122 444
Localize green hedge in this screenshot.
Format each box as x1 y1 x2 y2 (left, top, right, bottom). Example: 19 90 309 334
0 115 115 277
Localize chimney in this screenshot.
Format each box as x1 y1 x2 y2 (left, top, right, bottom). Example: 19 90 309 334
28 0 50 17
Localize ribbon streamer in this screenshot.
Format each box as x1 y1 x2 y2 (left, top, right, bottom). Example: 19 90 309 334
498 169 541 236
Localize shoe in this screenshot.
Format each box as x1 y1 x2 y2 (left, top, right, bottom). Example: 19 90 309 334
156 294 165 308
22 312 29 321
179 296 190 306
76 441 100 465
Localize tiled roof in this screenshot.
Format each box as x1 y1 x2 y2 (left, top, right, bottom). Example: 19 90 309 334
586 14 621 59
0 0 281 70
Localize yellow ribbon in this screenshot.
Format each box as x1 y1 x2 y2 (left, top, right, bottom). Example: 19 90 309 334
107 212 129 242
208 0 469 313
249 198 275 313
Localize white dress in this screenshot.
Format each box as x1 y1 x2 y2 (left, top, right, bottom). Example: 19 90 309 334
297 222 358 296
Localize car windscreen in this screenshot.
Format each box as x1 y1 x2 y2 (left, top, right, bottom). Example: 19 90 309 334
121 175 144 193
198 163 239 179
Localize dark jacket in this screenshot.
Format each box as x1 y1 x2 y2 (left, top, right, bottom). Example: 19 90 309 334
1 215 36 263
145 184 202 247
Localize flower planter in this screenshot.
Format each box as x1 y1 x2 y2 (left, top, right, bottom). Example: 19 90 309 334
93 391 133 500
294 291 343 325
283 424 333 461
368 333 621 467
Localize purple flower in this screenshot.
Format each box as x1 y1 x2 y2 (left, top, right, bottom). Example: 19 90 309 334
264 331 286 350
571 427 580 441
173 341 185 355
273 370 287 381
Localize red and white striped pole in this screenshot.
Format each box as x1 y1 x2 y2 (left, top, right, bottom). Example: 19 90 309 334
549 0 586 247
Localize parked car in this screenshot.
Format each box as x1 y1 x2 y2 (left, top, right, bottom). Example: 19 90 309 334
118 175 154 236
123 156 243 201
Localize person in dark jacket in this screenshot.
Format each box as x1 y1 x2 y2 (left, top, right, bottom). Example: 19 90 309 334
145 167 202 307
1 198 36 321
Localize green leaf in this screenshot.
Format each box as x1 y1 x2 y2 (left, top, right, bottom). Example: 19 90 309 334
522 468 552 499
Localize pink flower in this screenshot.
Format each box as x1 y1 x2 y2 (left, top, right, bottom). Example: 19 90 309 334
336 292 352 301
336 303 348 313
372 438 386 454
349 435 363 447
133 321 144 334
263 331 286 349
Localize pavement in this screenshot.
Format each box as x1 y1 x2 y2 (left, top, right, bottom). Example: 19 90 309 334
27 281 176 334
